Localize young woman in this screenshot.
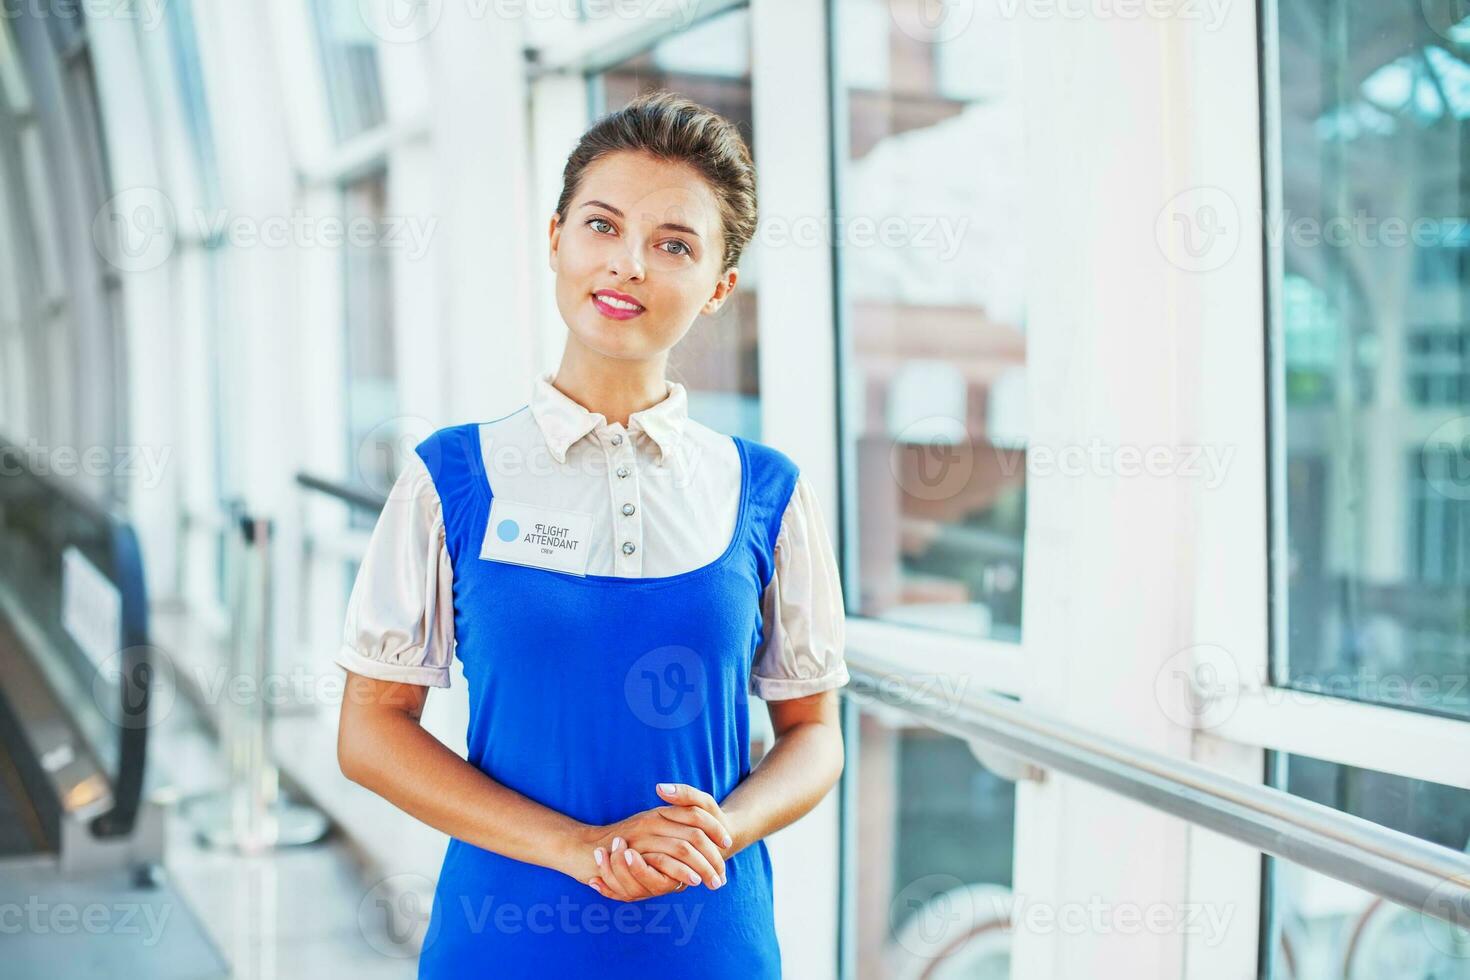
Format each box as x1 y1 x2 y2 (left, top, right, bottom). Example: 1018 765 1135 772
335 90 849 977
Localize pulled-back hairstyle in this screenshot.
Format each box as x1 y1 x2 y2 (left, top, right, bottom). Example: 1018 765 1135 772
553 90 758 274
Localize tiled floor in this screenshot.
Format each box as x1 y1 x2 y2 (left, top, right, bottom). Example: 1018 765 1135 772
147 684 420 979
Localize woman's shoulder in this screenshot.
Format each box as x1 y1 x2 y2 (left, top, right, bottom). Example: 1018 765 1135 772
689 425 800 510
673 419 796 479
728 430 800 479
413 408 536 471
418 405 532 444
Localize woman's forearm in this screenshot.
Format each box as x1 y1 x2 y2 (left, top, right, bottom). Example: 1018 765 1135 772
340 707 590 880
718 719 845 856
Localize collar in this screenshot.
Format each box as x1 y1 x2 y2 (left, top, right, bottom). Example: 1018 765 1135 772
529 370 689 464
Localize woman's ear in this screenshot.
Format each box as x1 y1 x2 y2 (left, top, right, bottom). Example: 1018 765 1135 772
704 267 738 314
548 215 562 270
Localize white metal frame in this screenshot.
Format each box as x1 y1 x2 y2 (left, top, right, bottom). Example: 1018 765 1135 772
1245 3 1470 786
747 4 845 975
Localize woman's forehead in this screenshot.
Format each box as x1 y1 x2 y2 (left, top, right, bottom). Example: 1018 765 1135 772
578 155 719 235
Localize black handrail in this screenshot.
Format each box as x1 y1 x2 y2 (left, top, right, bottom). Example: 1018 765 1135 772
295 472 387 513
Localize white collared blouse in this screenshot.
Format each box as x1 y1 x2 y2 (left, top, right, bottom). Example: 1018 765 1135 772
335 370 851 701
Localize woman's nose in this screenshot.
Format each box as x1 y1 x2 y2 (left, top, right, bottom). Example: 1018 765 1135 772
607 241 645 280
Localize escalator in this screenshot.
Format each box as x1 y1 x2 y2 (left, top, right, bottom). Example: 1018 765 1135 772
0 438 228 979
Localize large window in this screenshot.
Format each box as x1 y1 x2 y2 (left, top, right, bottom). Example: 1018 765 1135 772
159 0 234 612
834 0 1028 643
308 0 387 142
1264 755 1470 978
1263 0 1470 975
1267 0 1470 720
3 1 125 501
343 170 399 497
833 3 1024 976
590 7 759 440
853 708 1014 980
0 19 38 436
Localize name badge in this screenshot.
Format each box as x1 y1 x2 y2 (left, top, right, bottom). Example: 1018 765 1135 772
480 497 595 576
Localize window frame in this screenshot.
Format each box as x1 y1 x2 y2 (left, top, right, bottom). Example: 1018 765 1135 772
1248 0 1470 794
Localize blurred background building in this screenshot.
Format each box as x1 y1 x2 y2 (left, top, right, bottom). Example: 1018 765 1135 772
0 0 1467 977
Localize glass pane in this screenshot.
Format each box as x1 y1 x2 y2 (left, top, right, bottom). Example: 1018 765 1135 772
853 708 1014 979
835 0 1028 642
308 0 387 141
19 126 65 304
0 110 25 433
1267 0 1470 719
65 51 110 218
0 113 22 332
164 0 222 212
202 250 232 605
343 171 399 509
590 8 759 440
45 0 86 54
1263 754 1470 978
0 16 33 113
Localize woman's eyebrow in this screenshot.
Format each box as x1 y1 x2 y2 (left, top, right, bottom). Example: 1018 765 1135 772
579 199 702 238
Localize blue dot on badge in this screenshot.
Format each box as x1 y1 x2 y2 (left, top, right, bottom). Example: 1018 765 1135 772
496 519 519 542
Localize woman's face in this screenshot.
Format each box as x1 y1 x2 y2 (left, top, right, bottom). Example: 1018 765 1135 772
549 150 736 363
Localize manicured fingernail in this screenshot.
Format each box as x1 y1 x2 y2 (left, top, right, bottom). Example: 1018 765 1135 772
624 849 635 866
722 835 732 847
689 871 700 885
720 874 727 886
594 848 604 866
658 783 674 794
612 837 623 850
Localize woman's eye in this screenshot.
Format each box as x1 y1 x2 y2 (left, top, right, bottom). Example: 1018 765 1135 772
586 217 688 257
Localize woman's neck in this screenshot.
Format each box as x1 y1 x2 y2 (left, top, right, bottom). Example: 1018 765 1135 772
550 352 670 427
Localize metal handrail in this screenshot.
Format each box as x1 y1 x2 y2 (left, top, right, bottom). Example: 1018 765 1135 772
846 658 1470 929
295 473 387 513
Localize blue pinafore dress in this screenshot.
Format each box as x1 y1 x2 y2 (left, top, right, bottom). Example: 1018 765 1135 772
411 421 794 978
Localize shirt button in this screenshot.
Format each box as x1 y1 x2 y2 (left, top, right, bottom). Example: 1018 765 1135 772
622 502 635 516
616 465 629 479
622 541 636 555
611 433 623 446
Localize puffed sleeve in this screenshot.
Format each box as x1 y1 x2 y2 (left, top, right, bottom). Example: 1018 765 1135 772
334 452 455 688
749 473 851 700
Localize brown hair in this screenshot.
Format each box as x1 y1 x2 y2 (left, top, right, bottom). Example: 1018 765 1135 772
553 90 758 274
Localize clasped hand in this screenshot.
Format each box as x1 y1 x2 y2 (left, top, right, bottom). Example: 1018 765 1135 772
580 783 735 902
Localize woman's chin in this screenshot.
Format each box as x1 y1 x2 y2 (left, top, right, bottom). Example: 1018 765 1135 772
568 323 650 360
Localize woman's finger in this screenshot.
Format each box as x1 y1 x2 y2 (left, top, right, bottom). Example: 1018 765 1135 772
622 846 688 895
590 875 631 902
604 837 649 901
642 852 707 890
633 833 723 889
590 843 623 901
655 783 725 825
657 804 734 850
648 816 727 883
592 839 634 902
591 840 628 901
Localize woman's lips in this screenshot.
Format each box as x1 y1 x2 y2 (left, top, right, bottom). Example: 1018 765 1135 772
591 292 646 321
